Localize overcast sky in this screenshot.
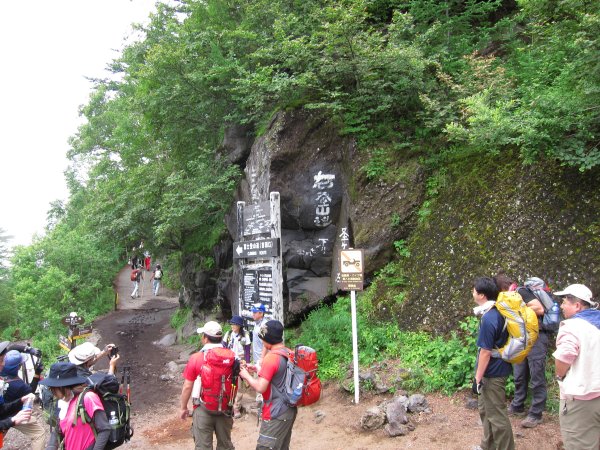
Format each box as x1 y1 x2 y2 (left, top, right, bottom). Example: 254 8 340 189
0 0 160 247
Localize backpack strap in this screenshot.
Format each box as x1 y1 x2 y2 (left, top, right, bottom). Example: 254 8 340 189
73 389 98 440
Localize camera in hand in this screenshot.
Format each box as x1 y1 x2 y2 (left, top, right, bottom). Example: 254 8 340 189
109 346 119 357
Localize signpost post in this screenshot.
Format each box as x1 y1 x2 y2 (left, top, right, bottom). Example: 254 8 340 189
338 249 364 404
60 312 92 350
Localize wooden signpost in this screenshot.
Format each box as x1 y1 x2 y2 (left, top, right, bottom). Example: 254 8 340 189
236 192 283 324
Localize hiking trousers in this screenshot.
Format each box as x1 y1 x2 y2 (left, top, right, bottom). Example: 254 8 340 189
257 407 297 450
192 406 234 450
478 376 515 450
559 396 600 450
511 331 549 419
14 412 48 450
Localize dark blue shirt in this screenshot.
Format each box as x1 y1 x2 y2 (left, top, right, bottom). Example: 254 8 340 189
0 373 32 403
476 307 512 378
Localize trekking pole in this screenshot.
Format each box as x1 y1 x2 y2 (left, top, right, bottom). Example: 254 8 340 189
218 375 225 412
119 367 125 395
126 366 131 403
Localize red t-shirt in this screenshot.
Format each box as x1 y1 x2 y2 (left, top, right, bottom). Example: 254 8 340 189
258 351 286 420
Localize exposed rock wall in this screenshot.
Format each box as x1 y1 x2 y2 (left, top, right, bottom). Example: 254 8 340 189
180 110 425 322
178 111 599 333
398 153 600 333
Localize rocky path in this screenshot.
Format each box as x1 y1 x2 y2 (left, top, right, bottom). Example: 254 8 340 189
5 265 564 449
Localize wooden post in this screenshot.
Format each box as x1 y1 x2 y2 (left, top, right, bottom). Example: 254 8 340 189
270 192 283 324
237 201 246 317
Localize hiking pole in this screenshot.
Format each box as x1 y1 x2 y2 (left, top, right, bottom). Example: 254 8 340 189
119 367 125 395
126 366 131 404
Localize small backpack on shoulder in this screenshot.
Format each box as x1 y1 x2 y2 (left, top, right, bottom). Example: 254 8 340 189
519 281 561 333
74 372 133 450
130 270 138 282
154 269 162 280
192 347 239 413
271 345 322 407
492 291 539 364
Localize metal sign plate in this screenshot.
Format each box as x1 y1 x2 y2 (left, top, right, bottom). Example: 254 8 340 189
233 238 280 259
62 315 84 326
242 202 271 236
338 249 364 291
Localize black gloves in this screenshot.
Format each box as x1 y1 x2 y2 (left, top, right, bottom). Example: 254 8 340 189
34 359 44 376
472 378 484 395
25 346 42 358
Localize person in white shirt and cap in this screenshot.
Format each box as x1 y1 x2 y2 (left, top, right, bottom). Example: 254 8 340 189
552 283 600 450
250 303 268 369
68 341 119 377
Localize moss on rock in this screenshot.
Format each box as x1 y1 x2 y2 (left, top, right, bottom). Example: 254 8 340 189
397 152 600 333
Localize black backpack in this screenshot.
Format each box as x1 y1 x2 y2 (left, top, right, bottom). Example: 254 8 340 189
74 372 133 449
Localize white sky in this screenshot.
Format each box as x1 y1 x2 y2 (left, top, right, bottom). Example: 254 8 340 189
0 0 160 247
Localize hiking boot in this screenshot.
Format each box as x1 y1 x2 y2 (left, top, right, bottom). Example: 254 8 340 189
507 405 526 417
521 416 542 428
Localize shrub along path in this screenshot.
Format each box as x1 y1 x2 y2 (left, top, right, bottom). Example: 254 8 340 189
20 265 561 450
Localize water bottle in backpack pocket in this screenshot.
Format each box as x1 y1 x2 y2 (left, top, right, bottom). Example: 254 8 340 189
542 301 561 332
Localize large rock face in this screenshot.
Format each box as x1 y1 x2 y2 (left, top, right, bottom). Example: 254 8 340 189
180 110 425 322
397 153 600 333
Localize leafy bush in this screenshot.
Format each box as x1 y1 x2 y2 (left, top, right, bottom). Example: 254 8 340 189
294 295 479 394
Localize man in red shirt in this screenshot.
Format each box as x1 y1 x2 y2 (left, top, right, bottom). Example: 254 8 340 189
179 321 235 450
239 320 297 450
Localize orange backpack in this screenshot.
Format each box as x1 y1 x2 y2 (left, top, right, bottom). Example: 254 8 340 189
272 346 322 407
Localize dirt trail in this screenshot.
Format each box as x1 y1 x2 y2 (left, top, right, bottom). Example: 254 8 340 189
6 265 565 449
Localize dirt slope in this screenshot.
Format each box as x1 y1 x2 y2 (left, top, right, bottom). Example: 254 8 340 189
5 265 565 449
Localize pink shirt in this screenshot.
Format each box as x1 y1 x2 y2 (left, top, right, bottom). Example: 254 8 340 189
59 391 104 450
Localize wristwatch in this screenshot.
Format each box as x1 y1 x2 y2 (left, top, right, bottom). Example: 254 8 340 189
556 375 565 382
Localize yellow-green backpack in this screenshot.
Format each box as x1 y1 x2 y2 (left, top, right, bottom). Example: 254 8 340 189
492 291 539 364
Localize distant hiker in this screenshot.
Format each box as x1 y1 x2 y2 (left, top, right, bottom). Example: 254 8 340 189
239 320 298 450
180 321 235 450
130 253 138 270
68 342 119 377
223 315 251 418
144 254 151 272
130 267 143 298
552 284 600 450
41 362 111 450
251 303 268 368
0 350 47 450
472 277 515 450
150 264 163 297
509 277 556 428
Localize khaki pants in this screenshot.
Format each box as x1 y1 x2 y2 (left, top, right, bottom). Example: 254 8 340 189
559 396 600 450
14 413 48 450
191 405 234 450
257 407 297 450
478 376 515 450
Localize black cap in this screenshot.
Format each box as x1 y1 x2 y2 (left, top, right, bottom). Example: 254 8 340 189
258 320 284 344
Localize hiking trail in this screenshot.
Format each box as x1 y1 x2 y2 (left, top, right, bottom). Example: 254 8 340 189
6 266 564 449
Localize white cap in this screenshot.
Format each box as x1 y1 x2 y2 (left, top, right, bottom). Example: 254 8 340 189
68 342 101 365
196 321 223 338
554 284 594 304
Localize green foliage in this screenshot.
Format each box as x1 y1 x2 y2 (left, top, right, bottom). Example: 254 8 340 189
5 224 121 361
170 307 191 330
393 240 411 258
295 294 479 394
